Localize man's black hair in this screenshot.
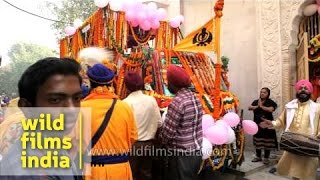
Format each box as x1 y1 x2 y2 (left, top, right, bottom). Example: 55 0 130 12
89 81 112 89
18 57 82 105
61 57 81 72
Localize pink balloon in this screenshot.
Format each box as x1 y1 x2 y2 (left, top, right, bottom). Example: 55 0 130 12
64 26 76 36
205 125 228 145
122 1 135 12
146 8 156 21
151 20 160 29
157 8 167 21
169 18 180 28
125 11 137 22
137 11 147 24
202 114 215 134
215 119 229 128
135 2 143 9
130 20 139 27
140 21 151 31
317 0 320 6
147 2 157 11
223 112 240 127
131 2 143 14
242 120 258 135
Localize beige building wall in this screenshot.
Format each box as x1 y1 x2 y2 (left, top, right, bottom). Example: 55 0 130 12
179 0 259 120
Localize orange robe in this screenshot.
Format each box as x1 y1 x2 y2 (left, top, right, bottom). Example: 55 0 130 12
80 88 137 180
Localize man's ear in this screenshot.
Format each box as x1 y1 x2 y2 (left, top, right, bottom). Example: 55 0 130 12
18 98 32 107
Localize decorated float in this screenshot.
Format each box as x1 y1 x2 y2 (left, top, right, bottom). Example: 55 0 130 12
60 0 258 173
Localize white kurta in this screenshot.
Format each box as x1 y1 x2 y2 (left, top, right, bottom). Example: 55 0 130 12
273 100 320 180
123 90 162 141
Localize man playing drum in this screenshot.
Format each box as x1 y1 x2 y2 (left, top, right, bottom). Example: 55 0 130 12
261 79 320 180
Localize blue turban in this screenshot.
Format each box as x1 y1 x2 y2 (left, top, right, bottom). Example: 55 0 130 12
81 84 90 98
87 64 114 84
3 96 10 104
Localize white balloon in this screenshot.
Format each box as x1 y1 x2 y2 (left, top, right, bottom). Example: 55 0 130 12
226 126 236 144
215 119 229 128
157 8 167 21
94 0 109 8
201 137 213 160
176 15 184 23
73 19 83 28
110 0 123 11
303 4 318 17
147 2 157 11
64 26 76 36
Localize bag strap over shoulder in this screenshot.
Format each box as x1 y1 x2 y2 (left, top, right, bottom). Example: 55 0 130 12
89 99 117 150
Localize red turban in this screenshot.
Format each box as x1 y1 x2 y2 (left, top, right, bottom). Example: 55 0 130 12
124 71 144 92
167 65 191 88
295 79 313 93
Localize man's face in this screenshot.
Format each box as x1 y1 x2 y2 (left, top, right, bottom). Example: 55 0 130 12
296 85 311 102
35 74 82 134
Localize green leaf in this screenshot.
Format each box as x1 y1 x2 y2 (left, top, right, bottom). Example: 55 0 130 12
45 0 97 39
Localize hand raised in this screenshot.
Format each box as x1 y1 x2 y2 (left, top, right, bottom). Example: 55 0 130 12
260 118 273 128
258 99 262 107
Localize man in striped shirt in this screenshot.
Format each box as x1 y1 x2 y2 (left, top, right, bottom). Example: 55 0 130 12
159 65 203 180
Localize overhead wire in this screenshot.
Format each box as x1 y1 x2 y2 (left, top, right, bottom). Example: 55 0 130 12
2 0 66 23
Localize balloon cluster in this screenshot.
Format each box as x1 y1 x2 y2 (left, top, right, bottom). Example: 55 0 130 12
123 1 166 30
201 112 258 160
94 0 184 30
64 0 185 35
303 0 320 17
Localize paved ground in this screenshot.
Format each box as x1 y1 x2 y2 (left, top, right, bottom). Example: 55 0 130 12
240 150 290 180
196 150 290 180
234 134 291 180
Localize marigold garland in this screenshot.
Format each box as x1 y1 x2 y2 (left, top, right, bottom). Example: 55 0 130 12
60 38 68 58
129 24 152 45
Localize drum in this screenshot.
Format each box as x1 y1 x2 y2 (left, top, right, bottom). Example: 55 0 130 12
280 132 320 157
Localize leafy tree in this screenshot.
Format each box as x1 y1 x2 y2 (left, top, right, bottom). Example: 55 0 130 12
8 43 57 64
0 42 57 95
45 0 97 38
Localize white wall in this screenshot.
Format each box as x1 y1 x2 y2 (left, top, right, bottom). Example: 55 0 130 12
221 0 258 120
181 0 258 120
180 0 213 35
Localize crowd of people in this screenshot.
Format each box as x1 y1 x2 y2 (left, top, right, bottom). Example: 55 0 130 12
0 47 319 180
0 51 203 180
